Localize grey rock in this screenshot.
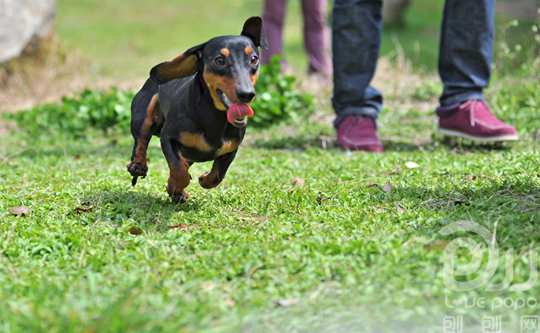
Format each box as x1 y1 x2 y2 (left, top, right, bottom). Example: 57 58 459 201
0 0 56 63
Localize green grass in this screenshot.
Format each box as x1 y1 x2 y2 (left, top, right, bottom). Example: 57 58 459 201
2 73 540 331
2 1 540 331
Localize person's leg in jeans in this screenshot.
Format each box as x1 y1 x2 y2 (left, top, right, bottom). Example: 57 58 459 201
439 0 493 106
436 0 518 141
301 0 332 77
332 0 384 151
262 0 288 69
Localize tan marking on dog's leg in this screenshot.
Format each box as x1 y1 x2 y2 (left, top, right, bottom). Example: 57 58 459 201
141 94 160 136
199 160 221 189
129 93 161 176
132 138 148 165
167 153 191 199
217 140 239 156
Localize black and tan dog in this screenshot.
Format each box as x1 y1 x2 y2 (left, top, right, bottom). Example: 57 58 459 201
127 17 268 204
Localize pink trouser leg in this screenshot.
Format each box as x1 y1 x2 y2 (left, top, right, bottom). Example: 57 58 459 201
301 0 332 75
262 0 288 67
262 0 331 74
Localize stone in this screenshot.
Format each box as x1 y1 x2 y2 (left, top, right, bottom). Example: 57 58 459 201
0 0 56 63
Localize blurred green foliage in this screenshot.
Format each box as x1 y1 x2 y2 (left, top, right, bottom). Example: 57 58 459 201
4 59 313 135
4 88 134 137
250 56 314 128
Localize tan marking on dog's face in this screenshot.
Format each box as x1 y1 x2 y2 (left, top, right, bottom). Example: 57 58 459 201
217 140 240 156
250 70 259 87
221 48 230 57
245 46 253 55
180 133 213 152
203 71 238 110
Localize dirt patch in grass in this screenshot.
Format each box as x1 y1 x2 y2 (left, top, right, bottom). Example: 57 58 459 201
0 35 144 134
0 34 144 112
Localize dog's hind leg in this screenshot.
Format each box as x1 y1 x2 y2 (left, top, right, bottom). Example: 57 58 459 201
127 80 164 185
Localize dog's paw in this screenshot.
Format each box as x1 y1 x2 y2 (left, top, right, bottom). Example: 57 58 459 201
171 189 189 205
198 172 218 189
198 172 209 182
127 161 148 178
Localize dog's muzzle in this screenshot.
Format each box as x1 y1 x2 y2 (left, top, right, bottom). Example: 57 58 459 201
217 89 254 127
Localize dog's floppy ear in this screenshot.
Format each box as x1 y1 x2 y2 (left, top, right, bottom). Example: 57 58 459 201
150 43 206 85
241 16 269 50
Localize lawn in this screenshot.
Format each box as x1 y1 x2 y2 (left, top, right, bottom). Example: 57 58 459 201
1 0 540 332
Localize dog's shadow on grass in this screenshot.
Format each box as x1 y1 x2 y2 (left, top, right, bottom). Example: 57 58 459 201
84 188 202 231
16 141 130 160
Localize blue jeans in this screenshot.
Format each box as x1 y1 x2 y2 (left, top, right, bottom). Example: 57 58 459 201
332 0 495 118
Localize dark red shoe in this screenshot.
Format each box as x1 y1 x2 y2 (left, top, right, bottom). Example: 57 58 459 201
436 100 518 141
335 115 383 152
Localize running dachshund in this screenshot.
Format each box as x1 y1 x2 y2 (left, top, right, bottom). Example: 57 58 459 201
127 17 268 204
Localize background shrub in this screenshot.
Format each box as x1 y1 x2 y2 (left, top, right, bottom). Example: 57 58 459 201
249 56 314 128
4 87 133 137
4 58 314 136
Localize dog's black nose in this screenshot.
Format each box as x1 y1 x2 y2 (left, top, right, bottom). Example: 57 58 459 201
236 89 255 103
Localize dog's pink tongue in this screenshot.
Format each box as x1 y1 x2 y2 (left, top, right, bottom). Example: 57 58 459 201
227 103 254 124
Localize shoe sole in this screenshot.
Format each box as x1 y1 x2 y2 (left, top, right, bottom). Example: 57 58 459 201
438 128 519 142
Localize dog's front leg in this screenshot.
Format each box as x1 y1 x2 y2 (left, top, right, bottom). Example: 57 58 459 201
199 150 238 189
128 92 163 186
161 136 191 204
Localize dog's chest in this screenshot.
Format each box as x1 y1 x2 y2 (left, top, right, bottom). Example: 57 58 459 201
179 132 239 159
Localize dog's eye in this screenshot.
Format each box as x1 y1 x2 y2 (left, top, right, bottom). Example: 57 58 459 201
215 57 225 66
250 55 259 65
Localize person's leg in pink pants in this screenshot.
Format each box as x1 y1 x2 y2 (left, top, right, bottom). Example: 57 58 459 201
262 0 332 77
301 0 332 76
262 0 288 68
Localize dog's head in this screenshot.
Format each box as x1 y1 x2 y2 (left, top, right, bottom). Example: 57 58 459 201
150 17 268 127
